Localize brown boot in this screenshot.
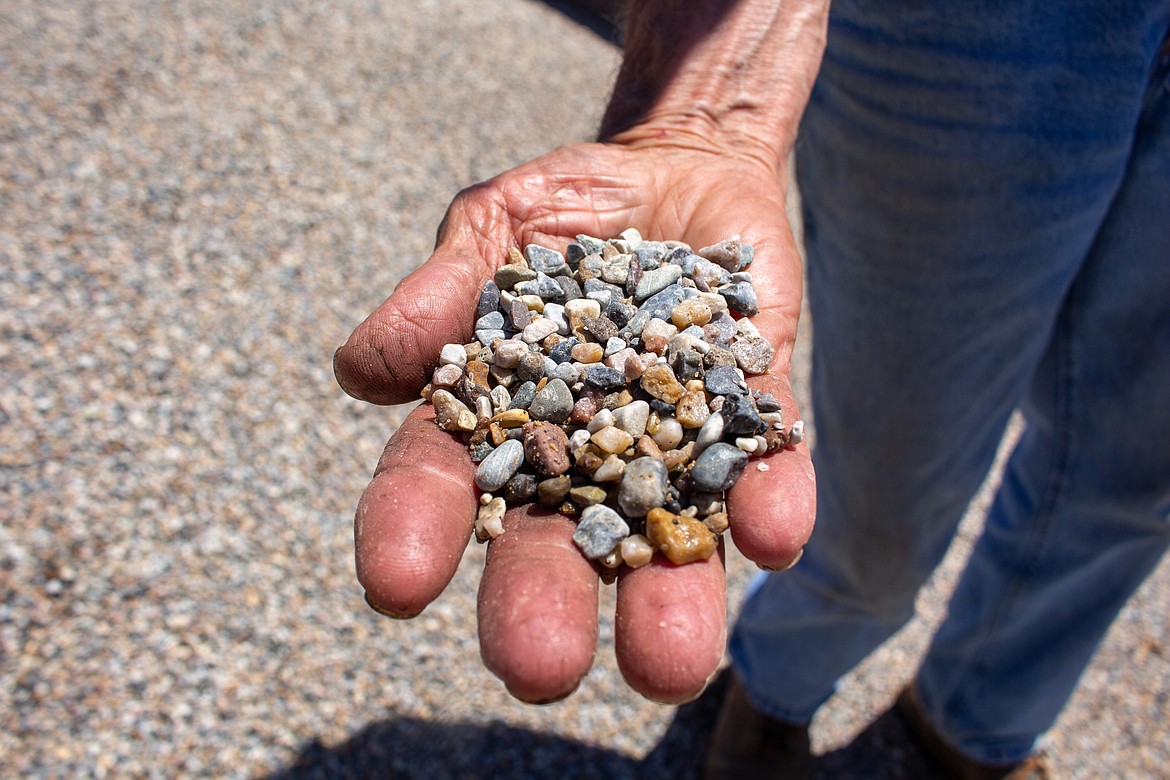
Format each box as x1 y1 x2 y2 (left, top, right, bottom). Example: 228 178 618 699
896 685 1056 780
703 673 812 780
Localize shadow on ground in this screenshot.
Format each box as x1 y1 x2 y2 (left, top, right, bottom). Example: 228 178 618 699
267 672 946 779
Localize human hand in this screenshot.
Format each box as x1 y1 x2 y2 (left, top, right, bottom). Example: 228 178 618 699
334 137 815 704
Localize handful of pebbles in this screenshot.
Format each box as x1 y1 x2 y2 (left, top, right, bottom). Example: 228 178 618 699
422 229 803 572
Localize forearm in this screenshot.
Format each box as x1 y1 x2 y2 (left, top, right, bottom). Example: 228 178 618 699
600 0 829 169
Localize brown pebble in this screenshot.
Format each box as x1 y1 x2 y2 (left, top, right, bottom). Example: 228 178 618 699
645 507 718 564
571 342 604 363
523 421 571 477
703 343 738 368
465 360 491 390
635 434 665 460
489 422 507 446
704 512 730 535
662 448 691 471
537 475 572 507
575 450 604 476
640 364 685 403
570 395 600 425
764 427 791 452
431 389 478 432
507 246 526 266
603 389 634 410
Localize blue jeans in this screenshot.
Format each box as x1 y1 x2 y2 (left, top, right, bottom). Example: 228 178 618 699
730 0 1170 765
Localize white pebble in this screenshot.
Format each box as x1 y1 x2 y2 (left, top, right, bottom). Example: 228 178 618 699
652 417 684 449
568 429 592 451
735 437 759 453
475 396 493 421
789 420 805 446
439 343 468 368
757 462 770 472
620 534 654 568
587 408 615 433
522 318 558 343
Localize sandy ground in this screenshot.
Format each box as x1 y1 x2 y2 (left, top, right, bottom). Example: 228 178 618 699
2 1 1167 777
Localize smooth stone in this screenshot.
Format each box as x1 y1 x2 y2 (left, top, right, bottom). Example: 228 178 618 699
523 420 571 477
504 472 538 504
640 363 685 403
591 425 635 454
651 416 684 450
587 407 615 432
690 442 749 492
475 439 525 492
550 362 581 386
612 399 650 438
432 363 463 387
515 352 548 383
620 534 655 568
431 389 478 433
528 378 573 423
570 485 608 508
524 244 567 274
591 454 626 482
755 391 783 412
476 280 502 320
516 272 564 301
618 456 669 517
492 339 527 368
475 328 505 345
439 343 468 368
568 428 592 450
521 317 559 343
537 475 572 507
572 505 630 559
693 411 725 455
542 302 569 335
508 381 537 410
549 337 579 364
635 264 683 301
508 297 532 330
494 264 536 289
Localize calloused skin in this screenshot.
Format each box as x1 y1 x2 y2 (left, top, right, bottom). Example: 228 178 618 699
334 135 816 705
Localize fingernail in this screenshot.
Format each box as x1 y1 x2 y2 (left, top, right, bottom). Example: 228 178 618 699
364 592 419 619
758 547 803 573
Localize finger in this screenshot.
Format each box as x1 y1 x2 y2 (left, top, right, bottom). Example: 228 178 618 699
355 404 478 618
614 547 727 704
477 505 600 704
728 371 816 570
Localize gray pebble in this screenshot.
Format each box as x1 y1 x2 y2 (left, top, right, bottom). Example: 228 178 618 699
516 272 565 301
572 505 630 559
476 311 505 330
475 439 525 492
635 264 683 302
721 391 767 436
508 380 537 410
705 364 747 396
528 377 573 423
525 244 567 275
720 281 759 316
495 264 537 289
693 411 725 455
584 365 625 391
617 456 668 517
690 443 749 492
476 280 502 320
475 328 506 344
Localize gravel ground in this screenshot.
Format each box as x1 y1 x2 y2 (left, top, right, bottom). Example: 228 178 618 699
2 1 1166 778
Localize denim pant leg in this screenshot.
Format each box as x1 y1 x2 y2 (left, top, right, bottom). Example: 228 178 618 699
915 48 1170 765
728 0 1170 744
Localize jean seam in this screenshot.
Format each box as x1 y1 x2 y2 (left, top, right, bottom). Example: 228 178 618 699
937 296 1078 762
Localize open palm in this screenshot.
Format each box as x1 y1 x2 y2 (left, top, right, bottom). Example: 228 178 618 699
335 140 815 704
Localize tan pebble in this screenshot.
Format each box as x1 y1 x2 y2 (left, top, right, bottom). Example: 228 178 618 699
620 534 655 568
479 492 494 506
491 409 531 428
541 333 562 351
592 425 635 454
671 299 713 328
571 342 604 363
662 448 690 471
523 421 571 477
604 389 634 410
592 454 626 481
431 390 477 432
519 294 545 312
646 507 718 564
420 383 435 400
560 501 581 518
676 389 711 429
684 379 706 393
569 485 607 507
475 396 493 421
704 512 730 535
735 436 759 453
489 422 507 446
635 435 665 460
640 364 685 403
575 450 604 476
476 497 507 542
464 342 482 361
507 246 526 266
764 427 790 452
599 549 623 569
697 291 729 315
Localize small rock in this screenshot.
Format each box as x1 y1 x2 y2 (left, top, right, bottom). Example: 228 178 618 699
569 485 607 507
618 456 669 517
522 421 571 477
640 363 685 403
475 439 525 492
675 388 711 429
690 443 749 492
620 534 655 568
537 475 573 507
505 473 538 504
477 497 507 541
591 454 626 481
720 281 760 316
721 391 767 436
635 264 683 301
528 378 573 423
525 244 567 275
572 505 630 559
730 335 774 374
645 507 718 564
705 364 747 396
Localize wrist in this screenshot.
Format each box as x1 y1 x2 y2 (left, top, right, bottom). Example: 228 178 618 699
599 0 828 170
